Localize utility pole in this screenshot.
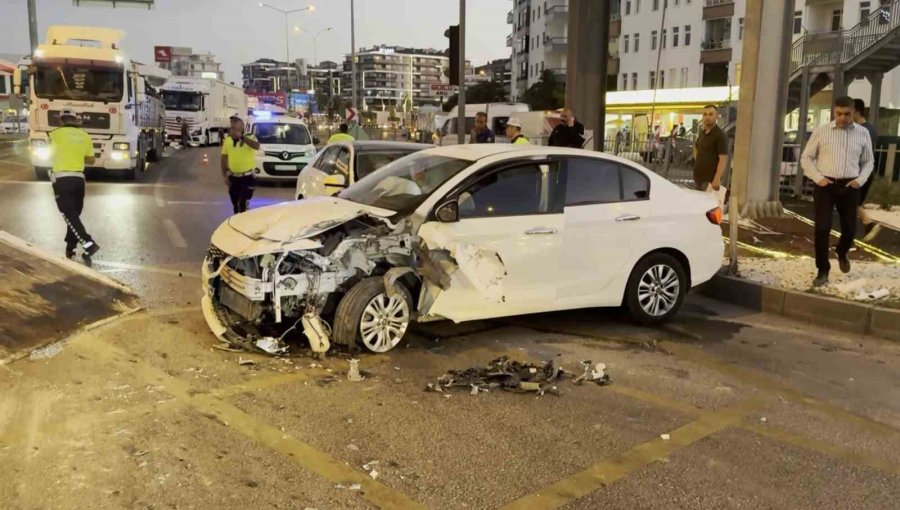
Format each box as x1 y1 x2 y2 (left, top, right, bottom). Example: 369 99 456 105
28 0 39 54
569 0 609 151
351 0 358 114
457 0 466 145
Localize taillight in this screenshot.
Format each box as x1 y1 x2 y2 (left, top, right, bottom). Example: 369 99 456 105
706 207 723 225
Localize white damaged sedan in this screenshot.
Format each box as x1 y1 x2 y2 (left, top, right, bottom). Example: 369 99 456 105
202 144 723 354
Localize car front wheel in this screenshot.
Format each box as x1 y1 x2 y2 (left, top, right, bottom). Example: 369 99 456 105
625 253 687 325
333 277 413 353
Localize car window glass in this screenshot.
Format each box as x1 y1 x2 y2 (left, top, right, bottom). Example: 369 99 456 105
621 166 650 200
335 148 351 176
565 158 621 206
317 146 340 175
459 163 556 219
356 151 413 180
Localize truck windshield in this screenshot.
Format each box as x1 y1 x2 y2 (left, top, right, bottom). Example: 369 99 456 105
162 91 202 112
33 64 124 102
252 123 311 145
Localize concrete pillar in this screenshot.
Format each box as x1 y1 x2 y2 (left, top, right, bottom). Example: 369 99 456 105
832 67 846 103
793 67 811 197
565 1 580 111
869 72 883 134
731 0 795 218
568 0 609 151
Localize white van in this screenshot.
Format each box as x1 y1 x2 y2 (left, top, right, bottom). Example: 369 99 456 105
437 102 530 145
250 116 319 182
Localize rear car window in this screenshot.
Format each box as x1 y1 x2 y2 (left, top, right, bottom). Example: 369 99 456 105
356 151 416 180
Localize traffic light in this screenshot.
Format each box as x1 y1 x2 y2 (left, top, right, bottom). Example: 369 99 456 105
444 25 460 86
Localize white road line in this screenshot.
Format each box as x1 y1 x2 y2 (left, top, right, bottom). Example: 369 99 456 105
155 193 166 208
162 219 188 248
0 181 180 188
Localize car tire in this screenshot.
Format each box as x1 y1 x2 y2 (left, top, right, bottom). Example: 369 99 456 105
333 277 413 353
34 167 51 181
624 252 687 326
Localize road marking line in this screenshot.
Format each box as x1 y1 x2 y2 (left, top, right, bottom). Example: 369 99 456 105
155 193 166 208
73 337 429 510
500 397 766 510
92 260 200 278
162 219 188 248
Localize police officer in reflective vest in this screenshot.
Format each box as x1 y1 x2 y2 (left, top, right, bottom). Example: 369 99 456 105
221 116 260 214
328 123 355 143
506 117 530 144
48 109 100 264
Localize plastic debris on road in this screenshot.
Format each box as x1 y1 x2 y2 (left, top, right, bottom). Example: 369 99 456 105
573 360 612 386
29 342 65 361
256 336 289 355
660 433 671 441
855 288 890 301
347 359 363 382
425 356 604 396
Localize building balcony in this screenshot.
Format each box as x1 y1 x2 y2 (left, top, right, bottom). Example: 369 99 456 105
703 0 735 20
545 3 568 23
610 18 621 38
700 39 733 63
507 34 513 48
544 35 568 53
507 10 513 24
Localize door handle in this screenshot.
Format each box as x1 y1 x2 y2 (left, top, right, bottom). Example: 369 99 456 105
525 227 558 235
615 214 641 222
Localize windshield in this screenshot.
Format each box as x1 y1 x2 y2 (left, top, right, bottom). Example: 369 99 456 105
340 153 471 212
33 64 124 102
252 123 312 145
162 91 202 112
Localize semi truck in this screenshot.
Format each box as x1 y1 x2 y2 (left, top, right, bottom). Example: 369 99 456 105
160 77 247 146
15 25 169 180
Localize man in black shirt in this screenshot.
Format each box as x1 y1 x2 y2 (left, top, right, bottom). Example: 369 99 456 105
693 105 729 191
548 108 585 148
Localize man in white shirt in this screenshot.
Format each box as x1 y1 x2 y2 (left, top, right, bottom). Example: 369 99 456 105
801 96 874 287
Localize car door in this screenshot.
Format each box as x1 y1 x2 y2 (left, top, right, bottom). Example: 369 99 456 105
323 145 352 193
298 145 340 198
557 157 651 305
419 160 565 322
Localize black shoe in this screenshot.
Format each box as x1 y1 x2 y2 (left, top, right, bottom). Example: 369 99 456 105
65 248 76 259
813 272 829 287
83 242 100 257
838 254 851 274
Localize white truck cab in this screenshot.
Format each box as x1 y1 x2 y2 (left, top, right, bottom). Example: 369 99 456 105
250 114 318 182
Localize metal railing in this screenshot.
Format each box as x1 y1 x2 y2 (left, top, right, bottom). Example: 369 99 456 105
701 39 732 50
704 0 734 6
790 1 900 74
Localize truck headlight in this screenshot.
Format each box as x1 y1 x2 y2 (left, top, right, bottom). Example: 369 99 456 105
33 147 51 161
113 142 130 151
110 151 129 161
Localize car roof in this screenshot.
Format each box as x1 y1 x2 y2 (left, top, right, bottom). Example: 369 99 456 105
421 143 559 161
253 116 307 126
350 141 434 152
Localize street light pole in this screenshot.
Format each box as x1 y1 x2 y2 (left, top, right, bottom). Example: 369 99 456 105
457 0 465 145
296 26 333 67
259 3 314 91
351 0 358 114
27 0 39 54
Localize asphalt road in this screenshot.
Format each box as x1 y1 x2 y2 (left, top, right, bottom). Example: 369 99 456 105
0 147 899 509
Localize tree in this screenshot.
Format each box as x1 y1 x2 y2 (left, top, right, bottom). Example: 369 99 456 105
441 80 510 112
522 70 565 111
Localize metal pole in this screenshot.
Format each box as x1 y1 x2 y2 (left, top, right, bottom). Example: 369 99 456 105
351 0 358 114
457 0 466 145
285 13 292 92
27 0 39 54
794 66 810 197
648 1 668 141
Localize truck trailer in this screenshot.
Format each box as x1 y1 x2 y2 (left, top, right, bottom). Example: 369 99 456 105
160 77 247 146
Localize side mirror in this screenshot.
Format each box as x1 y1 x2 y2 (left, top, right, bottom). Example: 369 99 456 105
124 103 135 110
313 136 321 145
323 173 347 187
435 200 459 223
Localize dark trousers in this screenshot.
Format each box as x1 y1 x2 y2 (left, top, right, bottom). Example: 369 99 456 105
813 180 859 273
52 176 94 252
228 174 254 214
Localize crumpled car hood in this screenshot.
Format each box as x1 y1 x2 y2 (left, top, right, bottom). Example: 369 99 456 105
227 196 396 243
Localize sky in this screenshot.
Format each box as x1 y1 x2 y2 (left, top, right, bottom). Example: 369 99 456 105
0 0 512 83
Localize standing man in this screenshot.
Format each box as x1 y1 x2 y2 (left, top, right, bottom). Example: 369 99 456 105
693 105 729 191
48 109 100 264
505 118 530 144
854 98 880 239
470 112 495 144
548 108 585 148
801 96 874 287
221 116 260 215
328 123 355 143
180 119 190 147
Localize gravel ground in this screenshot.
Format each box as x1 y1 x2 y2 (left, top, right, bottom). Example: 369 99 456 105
738 256 900 306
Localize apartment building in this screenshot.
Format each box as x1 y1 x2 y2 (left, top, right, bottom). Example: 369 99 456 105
507 0 621 100
342 46 449 110
308 60 342 99
157 47 224 81
242 58 313 94
475 58 513 96
618 0 900 113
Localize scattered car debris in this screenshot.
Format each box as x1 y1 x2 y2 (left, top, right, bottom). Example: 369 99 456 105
760 417 768 423
29 342 64 361
369 470 380 480
660 434 671 441
238 357 257 366
426 356 584 396
347 444 360 452
573 361 612 386
212 344 242 353
255 336 289 355
334 484 362 491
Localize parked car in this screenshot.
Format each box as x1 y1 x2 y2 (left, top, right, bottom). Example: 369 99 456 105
295 141 432 200
0 115 28 134
250 116 319 182
203 144 724 354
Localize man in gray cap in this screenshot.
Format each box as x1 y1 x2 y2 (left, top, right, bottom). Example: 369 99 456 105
48 109 100 264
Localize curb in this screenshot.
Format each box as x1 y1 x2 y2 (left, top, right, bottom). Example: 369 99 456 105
700 274 900 342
